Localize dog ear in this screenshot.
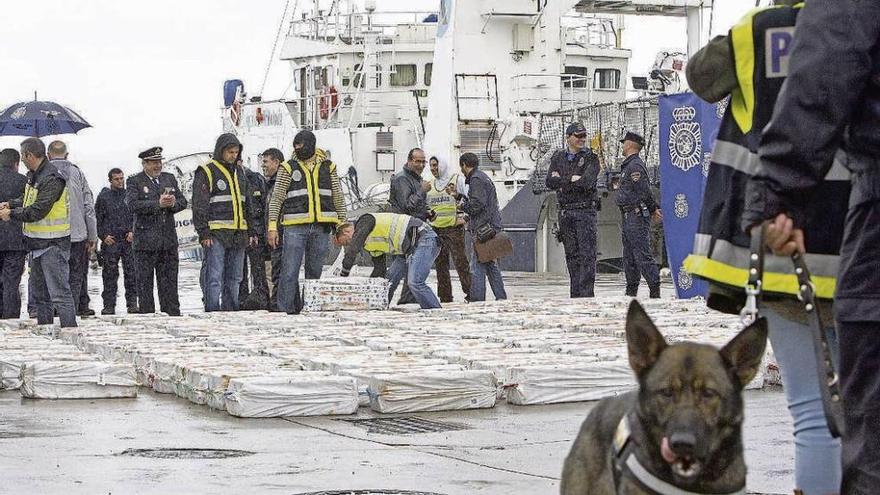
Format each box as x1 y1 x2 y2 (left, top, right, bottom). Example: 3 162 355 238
625 300 667 377
720 317 769 388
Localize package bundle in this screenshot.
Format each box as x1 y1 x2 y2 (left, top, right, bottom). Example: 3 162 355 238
301 277 390 312
19 361 138 399
224 374 359 417
504 362 636 405
368 370 497 413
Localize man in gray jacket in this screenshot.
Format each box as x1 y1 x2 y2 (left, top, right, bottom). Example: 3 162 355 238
47 141 97 317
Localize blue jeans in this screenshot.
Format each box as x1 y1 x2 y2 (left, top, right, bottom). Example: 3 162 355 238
202 241 245 312
31 246 77 327
765 307 841 494
469 242 507 302
278 224 330 314
387 228 441 309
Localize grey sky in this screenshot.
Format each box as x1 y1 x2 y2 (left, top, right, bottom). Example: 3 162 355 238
1 0 750 190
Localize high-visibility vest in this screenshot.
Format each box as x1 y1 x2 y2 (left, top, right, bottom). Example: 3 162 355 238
198 160 248 231
427 174 459 229
363 213 410 257
279 148 339 226
683 3 850 307
22 184 70 239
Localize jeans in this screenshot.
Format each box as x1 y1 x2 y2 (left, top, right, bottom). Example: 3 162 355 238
387 228 441 309
31 246 76 327
469 242 507 302
0 250 26 318
765 308 841 494
278 224 330 314
434 224 471 303
201 241 246 312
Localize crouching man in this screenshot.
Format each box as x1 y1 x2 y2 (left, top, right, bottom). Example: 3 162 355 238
333 212 441 309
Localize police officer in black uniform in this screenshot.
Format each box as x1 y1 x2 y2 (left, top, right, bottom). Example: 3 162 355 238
616 131 662 298
126 146 187 315
546 122 601 298
238 165 269 308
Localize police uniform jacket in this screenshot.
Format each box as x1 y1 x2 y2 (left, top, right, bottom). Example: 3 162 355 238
95 186 133 242
0 166 28 252
545 148 600 208
125 171 187 252
10 159 70 251
615 154 657 213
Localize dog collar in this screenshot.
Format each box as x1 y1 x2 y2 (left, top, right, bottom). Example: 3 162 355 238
611 415 746 495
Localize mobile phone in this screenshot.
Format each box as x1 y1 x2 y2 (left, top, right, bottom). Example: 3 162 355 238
164 187 173 195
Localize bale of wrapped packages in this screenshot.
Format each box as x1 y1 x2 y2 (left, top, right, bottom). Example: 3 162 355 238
505 362 636 405
368 370 497 413
19 361 138 399
301 277 390 312
224 375 359 417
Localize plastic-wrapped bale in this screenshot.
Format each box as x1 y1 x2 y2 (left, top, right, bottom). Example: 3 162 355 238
301 277 390 312
505 362 636 405
19 361 138 399
224 375 359 417
368 370 497 413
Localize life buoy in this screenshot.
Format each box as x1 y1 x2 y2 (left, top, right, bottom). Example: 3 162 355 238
319 86 339 120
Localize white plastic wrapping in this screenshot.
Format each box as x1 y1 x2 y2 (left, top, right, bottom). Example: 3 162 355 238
19 361 138 399
224 375 359 417
301 277 390 312
505 362 636 405
368 370 497 413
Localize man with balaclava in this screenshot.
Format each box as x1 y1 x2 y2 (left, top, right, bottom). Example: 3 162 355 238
266 130 346 314
192 133 257 312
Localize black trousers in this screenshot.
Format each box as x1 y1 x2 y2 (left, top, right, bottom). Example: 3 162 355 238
0 250 26 318
135 249 180 315
101 242 137 311
239 244 268 303
269 245 282 311
559 208 598 298
68 241 89 314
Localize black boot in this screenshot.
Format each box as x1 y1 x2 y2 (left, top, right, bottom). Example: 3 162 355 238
625 285 638 297
649 285 661 299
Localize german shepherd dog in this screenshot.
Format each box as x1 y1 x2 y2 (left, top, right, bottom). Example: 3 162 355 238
561 300 767 494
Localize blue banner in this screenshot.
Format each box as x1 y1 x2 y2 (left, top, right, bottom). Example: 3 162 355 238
659 93 723 299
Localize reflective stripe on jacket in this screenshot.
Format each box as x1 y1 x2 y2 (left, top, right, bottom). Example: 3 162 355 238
279 149 339 226
23 184 70 239
198 160 248 231
428 175 459 229
363 213 410 257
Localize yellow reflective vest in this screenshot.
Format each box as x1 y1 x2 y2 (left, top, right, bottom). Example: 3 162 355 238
363 213 410 257
279 149 339 226
199 160 248 231
22 183 70 239
427 175 459 229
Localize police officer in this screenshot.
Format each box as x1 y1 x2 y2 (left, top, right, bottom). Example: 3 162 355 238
616 131 662 298
192 133 256 312
546 123 601 298
126 146 187 316
741 0 880 490
0 149 27 319
238 164 269 308
266 130 346 314
95 168 137 315
260 148 284 311
0 138 76 327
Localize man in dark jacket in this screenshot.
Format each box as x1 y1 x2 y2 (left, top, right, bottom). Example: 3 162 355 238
260 148 283 311
238 166 269 308
546 123 602 298
126 146 188 316
96 168 137 314
0 138 76 327
741 1 880 490
0 149 28 318
616 131 662 298
192 134 257 312
453 152 507 302
388 147 433 304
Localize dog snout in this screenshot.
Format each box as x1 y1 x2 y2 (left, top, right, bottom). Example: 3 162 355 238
669 431 697 457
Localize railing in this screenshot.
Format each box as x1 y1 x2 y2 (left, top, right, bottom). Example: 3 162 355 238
511 73 593 113
288 11 438 43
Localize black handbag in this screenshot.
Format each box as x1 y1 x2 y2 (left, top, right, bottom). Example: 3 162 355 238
474 223 497 243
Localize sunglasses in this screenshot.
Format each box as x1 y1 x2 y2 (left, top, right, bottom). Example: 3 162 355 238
572 133 587 139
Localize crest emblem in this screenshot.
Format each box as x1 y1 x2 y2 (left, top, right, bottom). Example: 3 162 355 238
143 186 149 193
677 265 694 290
217 180 227 191
668 106 702 172
674 193 689 219
291 170 302 182
10 106 26 120
702 152 712 177
716 96 730 120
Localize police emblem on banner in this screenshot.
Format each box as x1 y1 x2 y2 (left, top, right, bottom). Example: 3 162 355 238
10 106 26 120
291 170 302 182
674 193 689 218
702 152 712 177
677 265 694 290
668 106 702 172
716 96 730 120
217 180 227 191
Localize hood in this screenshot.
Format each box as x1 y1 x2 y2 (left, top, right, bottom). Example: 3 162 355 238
213 133 243 166
433 156 455 183
293 130 316 161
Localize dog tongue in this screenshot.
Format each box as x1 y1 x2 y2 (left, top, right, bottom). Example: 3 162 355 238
661 437 678 464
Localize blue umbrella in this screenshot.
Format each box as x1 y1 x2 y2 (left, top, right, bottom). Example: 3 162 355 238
0 99 91 137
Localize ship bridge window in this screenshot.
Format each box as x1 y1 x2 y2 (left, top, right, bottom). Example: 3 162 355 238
425 63 433 86
563 67 589 88
593 68 621 90
345 64 366 89
391 64 418 87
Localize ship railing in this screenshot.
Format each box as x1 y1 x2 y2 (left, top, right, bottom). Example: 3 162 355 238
511 73 593 113
288 11 438 43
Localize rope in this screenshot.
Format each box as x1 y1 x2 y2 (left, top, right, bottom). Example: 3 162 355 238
259 0 297 97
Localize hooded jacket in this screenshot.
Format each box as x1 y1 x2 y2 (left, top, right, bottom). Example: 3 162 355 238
192 133 255 248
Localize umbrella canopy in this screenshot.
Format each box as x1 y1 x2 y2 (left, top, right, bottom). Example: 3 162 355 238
0 100 91 138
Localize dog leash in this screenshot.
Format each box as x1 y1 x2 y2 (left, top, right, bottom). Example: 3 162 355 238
742 226 844 438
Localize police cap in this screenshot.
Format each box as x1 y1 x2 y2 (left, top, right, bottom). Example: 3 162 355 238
138 146 164 161
619 131 645 147
565 122 587 136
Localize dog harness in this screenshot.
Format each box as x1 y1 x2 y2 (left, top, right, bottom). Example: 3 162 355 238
611 414 746 495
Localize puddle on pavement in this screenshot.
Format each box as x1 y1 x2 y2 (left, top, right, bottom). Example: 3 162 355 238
116 448 254 459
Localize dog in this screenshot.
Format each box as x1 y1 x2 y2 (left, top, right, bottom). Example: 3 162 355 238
560 300 767 494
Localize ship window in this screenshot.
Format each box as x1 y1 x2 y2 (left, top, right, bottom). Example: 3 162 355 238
563 67 589 88
424 63 433 86
352 64 365 88
593 68 621 90
391 64 417 87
